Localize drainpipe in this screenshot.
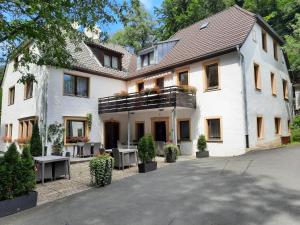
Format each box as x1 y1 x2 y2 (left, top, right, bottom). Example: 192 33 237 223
237 45 249 148
127 111 130 148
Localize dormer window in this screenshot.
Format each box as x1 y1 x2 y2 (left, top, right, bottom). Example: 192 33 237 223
141 51 154 67
104 54 119 70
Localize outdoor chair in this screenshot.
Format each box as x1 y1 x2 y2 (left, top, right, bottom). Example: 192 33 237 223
156 141 166 156
53 161 68 179
82 143 92 157
93 142 101 155
35 163 53 182
112 148 137 170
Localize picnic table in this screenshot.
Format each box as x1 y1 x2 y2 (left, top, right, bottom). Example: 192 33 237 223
34 156 71 184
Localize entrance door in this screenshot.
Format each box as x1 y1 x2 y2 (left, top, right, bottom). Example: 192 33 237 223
154 121 167 142
104 122 119 149
136 122 145 141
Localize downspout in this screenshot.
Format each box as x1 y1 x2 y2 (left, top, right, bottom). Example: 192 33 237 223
236 45 249 148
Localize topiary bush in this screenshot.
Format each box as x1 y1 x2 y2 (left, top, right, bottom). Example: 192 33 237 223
0 143 36 201
197 135 207 152
30 123 43 156
90 154 114 187
163 143 180 163
138 134 156 163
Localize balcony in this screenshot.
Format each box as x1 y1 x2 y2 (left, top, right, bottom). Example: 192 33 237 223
98 86 196 114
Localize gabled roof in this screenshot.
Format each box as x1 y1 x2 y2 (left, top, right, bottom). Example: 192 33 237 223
68 5 285 80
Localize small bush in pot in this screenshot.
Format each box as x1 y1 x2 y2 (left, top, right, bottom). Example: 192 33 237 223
196 135 209 158
90 154 114 187
164 143 180 163
138 134 157 173
0 143 37 217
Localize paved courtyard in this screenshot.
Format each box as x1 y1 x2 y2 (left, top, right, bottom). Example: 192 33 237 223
1 145 300 225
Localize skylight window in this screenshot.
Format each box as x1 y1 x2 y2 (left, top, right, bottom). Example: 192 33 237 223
200 21 209 30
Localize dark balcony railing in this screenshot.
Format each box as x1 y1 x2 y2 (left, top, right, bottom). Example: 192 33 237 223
98 86 196 114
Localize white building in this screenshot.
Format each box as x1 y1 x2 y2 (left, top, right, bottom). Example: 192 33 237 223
0 6 293 157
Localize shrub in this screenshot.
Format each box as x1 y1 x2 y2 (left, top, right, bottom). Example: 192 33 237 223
138 134 156 163
197 135 207 152
90 154 114 187
291 128 300 142
21 145 36 194
164 143 180 163
290 115 300 130
179 85 197 94
30 123 43 156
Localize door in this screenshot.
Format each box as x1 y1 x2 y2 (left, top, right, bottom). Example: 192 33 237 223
136 122 145 141
154 121 167 142
104 122 119 149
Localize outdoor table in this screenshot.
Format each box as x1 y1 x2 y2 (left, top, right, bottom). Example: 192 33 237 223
118 148 138 170
34 156 71 185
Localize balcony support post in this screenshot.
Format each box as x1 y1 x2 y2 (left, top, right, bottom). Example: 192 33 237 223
172 107 177 145
127 111 130 148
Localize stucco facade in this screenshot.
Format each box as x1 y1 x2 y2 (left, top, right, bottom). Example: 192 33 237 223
0 18 293 157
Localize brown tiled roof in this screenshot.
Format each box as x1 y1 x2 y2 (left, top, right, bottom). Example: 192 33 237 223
127 5 256 79
68 5 284 80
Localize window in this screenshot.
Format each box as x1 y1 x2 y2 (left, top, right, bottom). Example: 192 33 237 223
8 86 15 105
206 118 222 141
65 119 87 143
137 82 144 92
19 118 36 141
274 117 281 135
64 74 89 97
178 71 188 86
178 120 190 141
271 72 276 96
104 54 120 70
254 63 261 90
141 51 154 67
262 30 267 52
257 117 263 138
4 124 8 137
205 63 219 90
273 40 278 60
282 79 288 100
24 80 33 99
156 77 164 89
9 124 12 138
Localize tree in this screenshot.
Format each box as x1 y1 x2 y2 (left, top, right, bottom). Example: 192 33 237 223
284 14 300 73
109 0 155 52
30 123 43 156
155 0 235 40
0 0 117 82
21 145 36 194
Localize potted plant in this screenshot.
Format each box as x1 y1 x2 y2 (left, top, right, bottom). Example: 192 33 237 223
0 144 37 218
114 90 129 98
179 85 197 94
89 153 114 187
164 143 180 163
138 134 157 173
196 135 209 158
47 122 64 156
141 86 161 95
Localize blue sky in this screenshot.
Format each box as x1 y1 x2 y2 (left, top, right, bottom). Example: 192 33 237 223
102 0 163 35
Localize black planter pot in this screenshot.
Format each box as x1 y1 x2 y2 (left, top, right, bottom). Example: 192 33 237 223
196 151 209 158
0 191 38 218
138 161 157 173
51 152 63 156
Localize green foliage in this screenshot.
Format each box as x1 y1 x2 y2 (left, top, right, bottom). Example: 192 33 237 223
109 0 155 52
30 123 43 156
163 143 180 162
197 135 207 152
138 134 156 163
0 0 117 80
284 14 300 72
89 154 113 187
0 143 35 200
87 113 92 130
47 122 64 153
290 115 300 142
21 145 36 194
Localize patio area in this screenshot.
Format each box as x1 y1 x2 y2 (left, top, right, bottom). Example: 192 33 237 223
36 155 195 205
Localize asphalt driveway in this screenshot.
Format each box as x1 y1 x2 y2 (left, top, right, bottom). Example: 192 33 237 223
1 145 300 225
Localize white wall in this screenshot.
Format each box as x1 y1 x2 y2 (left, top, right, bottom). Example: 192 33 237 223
241 23 293 148
46 68 127 154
